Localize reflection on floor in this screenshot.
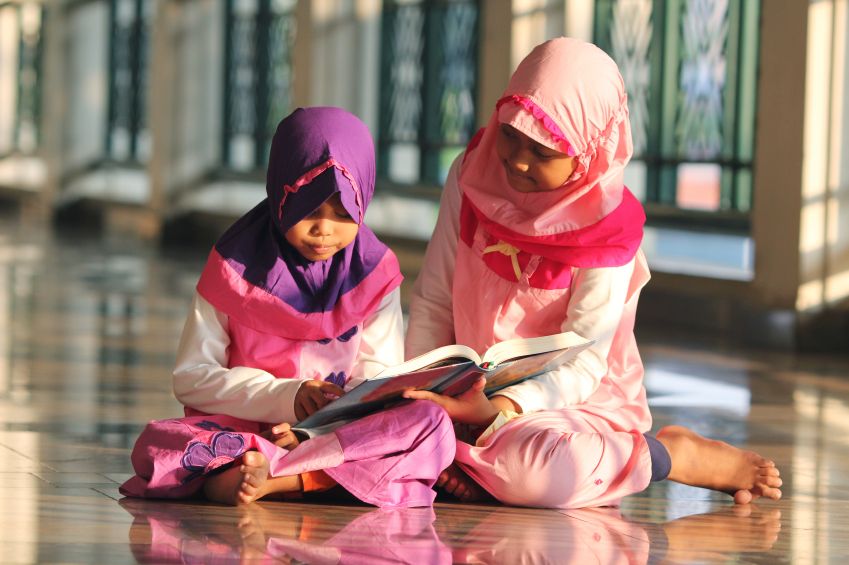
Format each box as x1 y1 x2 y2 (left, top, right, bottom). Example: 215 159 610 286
1 214 847 564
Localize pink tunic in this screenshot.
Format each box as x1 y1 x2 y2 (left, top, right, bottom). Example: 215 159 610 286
407 160 653 509
122 293 455 508
122 106 455 508
407 37 654 509
458 214 651 508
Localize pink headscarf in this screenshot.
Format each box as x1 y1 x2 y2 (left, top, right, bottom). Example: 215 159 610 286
459 37 644 272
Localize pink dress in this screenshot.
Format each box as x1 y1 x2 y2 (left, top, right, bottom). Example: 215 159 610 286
406 38 655 509
120 401 454 508
122 107 456 508
408 166 652 508
120 294 455 507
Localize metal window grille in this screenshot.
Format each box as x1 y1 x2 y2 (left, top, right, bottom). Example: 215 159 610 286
106 0 151 163
379 0 479 186
0 1 44 156
221 0 296 172
594 0 760 232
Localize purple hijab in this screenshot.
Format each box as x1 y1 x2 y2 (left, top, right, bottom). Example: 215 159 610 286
196 107 402 340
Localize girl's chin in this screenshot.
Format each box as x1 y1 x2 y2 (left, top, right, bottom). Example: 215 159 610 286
310 254 334 262
508 180 541 193
504 171 538 193
506 176 564 193
300 249 335 261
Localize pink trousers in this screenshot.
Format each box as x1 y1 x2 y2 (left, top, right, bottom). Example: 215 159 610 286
455 409 653 508
120 400 455 508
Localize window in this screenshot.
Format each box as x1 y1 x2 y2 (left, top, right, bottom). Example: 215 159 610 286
594 0 760 232
0 2 43 156
107 0 152 163
378 0 479 186
221 0 296 172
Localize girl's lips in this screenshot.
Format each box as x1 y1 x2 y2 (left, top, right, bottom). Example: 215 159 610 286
504 164 534 185
309 244 335 254
507 172 535 190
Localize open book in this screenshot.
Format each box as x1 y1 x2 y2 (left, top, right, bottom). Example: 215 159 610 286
292 331 593 438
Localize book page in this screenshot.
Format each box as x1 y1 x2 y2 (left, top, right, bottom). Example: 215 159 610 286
481 331 590 367
293 360 476 431
375 343 482 378
483 342 593 395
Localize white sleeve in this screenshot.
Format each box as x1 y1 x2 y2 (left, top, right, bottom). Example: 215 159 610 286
493 259 636 413
404 155 463 359
347 287 405 389
172 293 303 424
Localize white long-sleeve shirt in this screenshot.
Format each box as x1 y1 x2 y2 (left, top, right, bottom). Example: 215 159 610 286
406 157 635 414
172 288 405 424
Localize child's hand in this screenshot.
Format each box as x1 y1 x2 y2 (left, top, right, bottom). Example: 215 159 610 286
295 380 345 421
402 376 499 427
261 423 301 449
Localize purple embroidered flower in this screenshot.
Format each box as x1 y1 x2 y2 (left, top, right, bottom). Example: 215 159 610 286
336 326 359 342
181 432 246 475
324 371 347 388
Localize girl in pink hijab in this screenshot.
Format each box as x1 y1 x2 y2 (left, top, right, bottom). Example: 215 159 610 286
404 38 782 508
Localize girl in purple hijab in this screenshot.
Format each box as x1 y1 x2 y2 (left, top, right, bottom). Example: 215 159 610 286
121 107 455 507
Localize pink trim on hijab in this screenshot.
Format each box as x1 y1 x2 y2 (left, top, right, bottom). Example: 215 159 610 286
278 158 365 223
496 95 577 157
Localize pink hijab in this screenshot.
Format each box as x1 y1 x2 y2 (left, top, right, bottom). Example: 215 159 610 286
459 37 644 272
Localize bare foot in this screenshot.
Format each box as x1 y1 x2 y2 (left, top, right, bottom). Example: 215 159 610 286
203 451 302 505
656 425 782 504
437 463 493 503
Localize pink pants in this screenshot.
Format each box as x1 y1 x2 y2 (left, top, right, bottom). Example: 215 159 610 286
455 409 653 508
120 400 455 508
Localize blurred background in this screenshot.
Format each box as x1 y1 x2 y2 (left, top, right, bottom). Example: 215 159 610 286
1 3 848 562
0 0 847 351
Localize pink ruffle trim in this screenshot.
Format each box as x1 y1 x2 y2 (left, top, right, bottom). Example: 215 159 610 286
496 95 577 157
278 158 364 223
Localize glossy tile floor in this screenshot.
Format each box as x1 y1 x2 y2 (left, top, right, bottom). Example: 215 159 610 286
1 211 848 564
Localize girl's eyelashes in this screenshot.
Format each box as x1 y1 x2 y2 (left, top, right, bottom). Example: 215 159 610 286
305 205 352 220
331 203 352 219
500 124 562 159
532 147 557 159
500 125 517 138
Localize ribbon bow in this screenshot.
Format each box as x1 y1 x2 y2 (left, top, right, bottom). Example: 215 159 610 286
483 240 522 281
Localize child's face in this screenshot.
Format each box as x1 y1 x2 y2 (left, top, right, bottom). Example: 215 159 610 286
495 124 576 192
284 192 359 261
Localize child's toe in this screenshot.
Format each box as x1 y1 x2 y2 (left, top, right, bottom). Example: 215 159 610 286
733 489 754 504
762 475 782 488
755 483 782 500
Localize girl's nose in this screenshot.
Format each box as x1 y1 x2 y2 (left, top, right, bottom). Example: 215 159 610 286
312 218 332 236
507 154 530 173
